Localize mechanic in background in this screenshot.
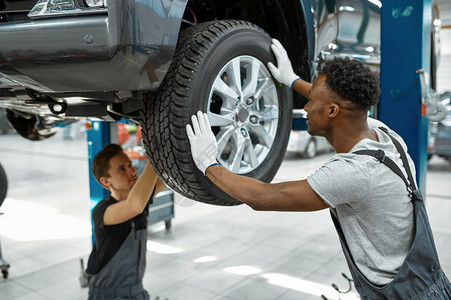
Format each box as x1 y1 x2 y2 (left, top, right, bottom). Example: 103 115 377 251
186 40 451 299
85 144 166 300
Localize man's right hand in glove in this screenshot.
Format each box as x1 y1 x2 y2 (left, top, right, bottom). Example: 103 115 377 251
267 39 301 88
186 111 219 175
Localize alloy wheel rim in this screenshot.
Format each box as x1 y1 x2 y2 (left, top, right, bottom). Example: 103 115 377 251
207 55 279 174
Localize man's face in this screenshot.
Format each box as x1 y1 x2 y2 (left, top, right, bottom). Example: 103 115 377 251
304 75 333 136
103 154 138 194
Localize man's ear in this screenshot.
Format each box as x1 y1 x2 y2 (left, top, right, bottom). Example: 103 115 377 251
329 104 340 118
99 176 111 189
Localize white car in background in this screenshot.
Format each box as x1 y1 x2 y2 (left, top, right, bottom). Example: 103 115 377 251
287 130 334 158
287 110 334 158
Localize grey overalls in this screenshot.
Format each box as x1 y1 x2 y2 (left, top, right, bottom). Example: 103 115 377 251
87 220 149 300
332 128 451 299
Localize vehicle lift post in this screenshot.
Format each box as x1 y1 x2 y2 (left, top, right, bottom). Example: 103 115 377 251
77 120 111 286
379 0 432 193
86 120 111 216
292 1 432 190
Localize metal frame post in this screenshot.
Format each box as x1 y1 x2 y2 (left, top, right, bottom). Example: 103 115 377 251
86 120 111 245
86 121 111 206
379 0 431 193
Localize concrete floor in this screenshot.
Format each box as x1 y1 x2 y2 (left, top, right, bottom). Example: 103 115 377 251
0 127 450 300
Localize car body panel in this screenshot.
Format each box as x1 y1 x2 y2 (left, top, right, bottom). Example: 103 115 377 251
309 0 381 80
0 0 385 96
0 0 186 93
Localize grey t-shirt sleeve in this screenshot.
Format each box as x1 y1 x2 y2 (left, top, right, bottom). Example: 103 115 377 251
307 156 371 208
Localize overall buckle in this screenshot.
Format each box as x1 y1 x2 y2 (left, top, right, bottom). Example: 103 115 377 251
375 149 385 162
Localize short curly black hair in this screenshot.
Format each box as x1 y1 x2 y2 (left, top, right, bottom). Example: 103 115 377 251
320 57 380 111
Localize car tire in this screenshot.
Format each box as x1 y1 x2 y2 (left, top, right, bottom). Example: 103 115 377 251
141 20 292 206
303 138 317 158
0 163 7 208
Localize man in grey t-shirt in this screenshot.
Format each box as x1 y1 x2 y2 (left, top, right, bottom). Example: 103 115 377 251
186 40 451 298
307 118 414 285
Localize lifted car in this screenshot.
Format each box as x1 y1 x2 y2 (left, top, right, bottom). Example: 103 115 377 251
0 0 440 205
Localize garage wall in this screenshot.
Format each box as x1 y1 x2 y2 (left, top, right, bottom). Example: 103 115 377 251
437 53 451 93
437 0 451 94
437 28 451 93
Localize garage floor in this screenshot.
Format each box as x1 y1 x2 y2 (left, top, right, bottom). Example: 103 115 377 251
0 128 450 300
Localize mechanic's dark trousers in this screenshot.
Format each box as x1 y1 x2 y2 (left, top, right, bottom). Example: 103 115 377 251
88 228 149 300
332 196 451 299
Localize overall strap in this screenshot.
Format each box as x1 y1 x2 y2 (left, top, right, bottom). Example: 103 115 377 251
353 127 420 197
353 149 412 192
378 127 418 190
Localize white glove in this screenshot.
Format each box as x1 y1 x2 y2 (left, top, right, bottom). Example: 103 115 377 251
267 39 301 88
186 111 219 175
